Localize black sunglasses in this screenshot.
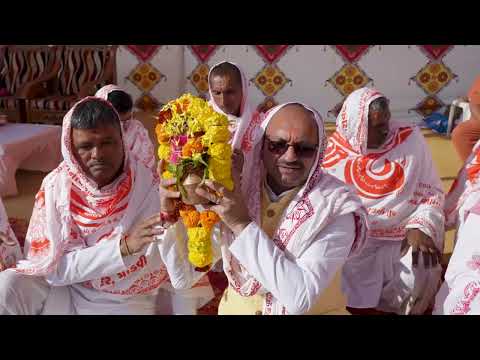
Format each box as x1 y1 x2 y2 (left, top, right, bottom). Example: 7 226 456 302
264 136 318 158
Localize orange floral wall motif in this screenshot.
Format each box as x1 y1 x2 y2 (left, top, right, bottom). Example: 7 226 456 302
116 45 480 123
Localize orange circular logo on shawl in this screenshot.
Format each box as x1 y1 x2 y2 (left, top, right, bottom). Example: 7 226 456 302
323 142 348 168
345 156 405 199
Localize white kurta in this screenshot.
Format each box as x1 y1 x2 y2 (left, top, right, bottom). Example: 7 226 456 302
0 234 183 315
434 201 480 315
332 129 444 314
45 239 174 315
322 87 445 315
0 96 185 315
160 213 355 315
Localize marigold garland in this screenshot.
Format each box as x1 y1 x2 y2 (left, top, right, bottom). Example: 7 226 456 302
155 94 233 270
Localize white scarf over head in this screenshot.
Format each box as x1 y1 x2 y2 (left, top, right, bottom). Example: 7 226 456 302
208 61 259 150
14 97 169 297
96 85 156 172
323 87 445 249
221 102 369 315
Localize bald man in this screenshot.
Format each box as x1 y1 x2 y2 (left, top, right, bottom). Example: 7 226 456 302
159 103 368 315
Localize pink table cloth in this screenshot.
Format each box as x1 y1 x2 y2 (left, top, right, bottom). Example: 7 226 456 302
0 123 62 197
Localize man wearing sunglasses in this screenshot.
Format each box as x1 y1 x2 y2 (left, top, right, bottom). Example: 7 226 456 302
160 103 369 315
323 87 445 315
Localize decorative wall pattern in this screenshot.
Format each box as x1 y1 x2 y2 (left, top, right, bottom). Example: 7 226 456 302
116 45 184 112
117 45 480 123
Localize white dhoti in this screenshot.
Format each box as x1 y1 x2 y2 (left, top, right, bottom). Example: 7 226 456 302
342 238 442 315
0 269 51 315
0 268 179 315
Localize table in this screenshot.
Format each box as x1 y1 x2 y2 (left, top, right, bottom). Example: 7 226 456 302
0 123 62 197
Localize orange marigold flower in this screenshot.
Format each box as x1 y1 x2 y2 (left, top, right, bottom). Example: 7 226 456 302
155 124 170 143
199 211 220 229
191 137 204 153
180 210 200 227
175 102 183 114
157 108 172 124
182 138 204 158
178 203 195 211
181 98 190 112
182 142 194 157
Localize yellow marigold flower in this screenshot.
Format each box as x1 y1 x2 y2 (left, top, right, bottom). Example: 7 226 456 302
217 178 234 192
188 251 212 268
163 110 188 137
208 157 231 179
202 113 229 128
208 143 232 161
178 93 195 104
186 227 213 268
201 126 231 147
208 157 234 191
162 170 174 180
188 239 211 253
187 117 204 136
196 106 214 121
187 227 211 243
158 143 171 161
189 101 203 114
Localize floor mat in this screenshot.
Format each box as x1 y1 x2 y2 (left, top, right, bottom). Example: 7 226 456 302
197 271 229 315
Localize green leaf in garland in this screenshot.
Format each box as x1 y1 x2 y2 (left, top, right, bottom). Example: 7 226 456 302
167 163 177 174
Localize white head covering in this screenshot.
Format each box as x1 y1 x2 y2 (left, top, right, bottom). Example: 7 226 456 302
222 102 368 315
208 61 256 150
95 85 156 171
323 87 445 248
15 98 169 299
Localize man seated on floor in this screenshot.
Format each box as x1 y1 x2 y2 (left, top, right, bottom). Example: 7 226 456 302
0 197 23 271
0 97 186 315
322 87 445 315
158 102 369 315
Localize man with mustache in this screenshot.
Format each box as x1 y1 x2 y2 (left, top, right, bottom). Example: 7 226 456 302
322 87 445 315
159 103 369 315
0 97 185 315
